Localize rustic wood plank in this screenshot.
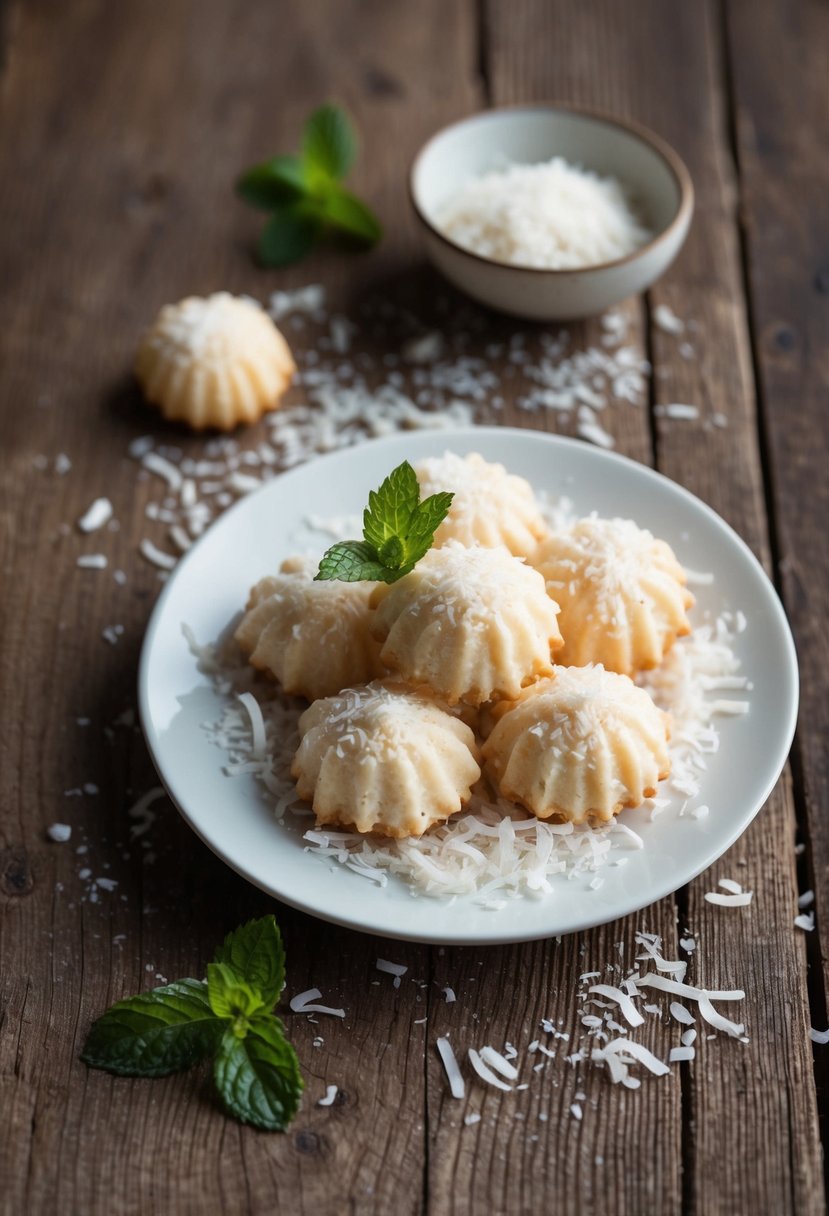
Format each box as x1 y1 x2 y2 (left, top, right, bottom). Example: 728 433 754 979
476 3 824 1215
0 1 482 1212
559 0 823 1210
724 0 829 1019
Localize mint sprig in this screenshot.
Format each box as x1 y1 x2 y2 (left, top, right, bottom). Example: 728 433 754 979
237 104 382 267
81 916 303 1132
316 460 454 584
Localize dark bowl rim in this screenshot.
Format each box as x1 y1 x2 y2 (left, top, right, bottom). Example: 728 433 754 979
408 101 695 276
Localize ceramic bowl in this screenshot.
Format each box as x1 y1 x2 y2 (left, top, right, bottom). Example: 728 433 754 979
409 104 693 321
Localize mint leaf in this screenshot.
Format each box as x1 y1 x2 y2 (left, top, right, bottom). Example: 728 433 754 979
320 186 382 246
207 963 267 1022
236 155 306 211
212 915 285 1008
214 1018 303 1132
316 461 455 584
315 540 389 583
81 979 223 1077
258 205 320 268
401 492 454 564
303 103 356 182
363 461 420 551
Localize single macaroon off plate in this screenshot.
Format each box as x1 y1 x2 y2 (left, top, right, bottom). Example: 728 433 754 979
139 427 798 946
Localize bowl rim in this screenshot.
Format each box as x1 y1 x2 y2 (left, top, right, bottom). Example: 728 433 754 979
408 101 695 276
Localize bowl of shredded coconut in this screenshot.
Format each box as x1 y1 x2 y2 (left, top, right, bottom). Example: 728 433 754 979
410 104 693 320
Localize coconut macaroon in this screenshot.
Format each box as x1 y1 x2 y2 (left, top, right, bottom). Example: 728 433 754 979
482 665 671 825
135 292 295 431
532 516 693 676
291 681 481 838
414 451 549 558
235 557 382 702
370 542 563 706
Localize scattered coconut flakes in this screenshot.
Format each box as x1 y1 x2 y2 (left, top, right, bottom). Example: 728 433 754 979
47 823 72 843
77 554 108 569
289 988 345 1018
101 625 124 646
443 987 456 1004
653 304 685 335
588 984 644 1028
55 453 72 474
681 1028 697 1047
464 1112 481 1126
718 878 744 895
809 1028 829 1045
96 877 118 892
78 498 114 533
317 1085 338 1107
236 692 267 762
798 890 815 909
670 1001 695 1026
139 538 177 570
436 1037 465 1099
711 699 750 716
127 786 166 838
480 1046 519 1081
794 912 815 932
655 403 699 421
696 995 745 1038
592 1037 670 1083
577 404 615 449
684 569 715 586
142 452 184 490
669 1046 695 1063
634 933 687 980
679 936 697 953
636 974 744 1002
570 1102 583 1120
704 891 753 907
268 284 326 320
376 959 408 988
468 1048 512 1092
637 975 746 1039
403 332 444 364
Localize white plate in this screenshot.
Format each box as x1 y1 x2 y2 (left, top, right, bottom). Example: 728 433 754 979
138 428 798 945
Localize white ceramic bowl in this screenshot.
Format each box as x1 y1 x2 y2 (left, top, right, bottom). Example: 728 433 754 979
409 104 693 321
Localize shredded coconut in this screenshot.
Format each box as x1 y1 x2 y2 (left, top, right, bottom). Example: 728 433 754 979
437 157 652 270
436 1037 465 1099
78 497 114 533
289 988 346 1018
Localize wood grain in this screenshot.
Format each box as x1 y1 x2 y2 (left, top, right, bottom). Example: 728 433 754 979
724 0 829 1011
483 2 824 1213
0 1 478 1213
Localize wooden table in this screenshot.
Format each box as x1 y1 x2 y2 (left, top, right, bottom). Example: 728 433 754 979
2 2 827 1212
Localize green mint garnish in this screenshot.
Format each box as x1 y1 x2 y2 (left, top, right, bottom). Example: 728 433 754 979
81 915 303 1132
315 460 454 584
237 103 382 267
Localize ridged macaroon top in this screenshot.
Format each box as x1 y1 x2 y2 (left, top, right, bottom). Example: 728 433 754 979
370 541 563 706
532 515 693 675
482 665 671 824
292 680 481 838
415 451 549 558
234 557 382 702
134 292 295 431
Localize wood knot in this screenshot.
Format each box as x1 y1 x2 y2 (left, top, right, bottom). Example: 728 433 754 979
294 1129 329 1157
362 65 403 97
772 325 796 352
1 847 33 897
